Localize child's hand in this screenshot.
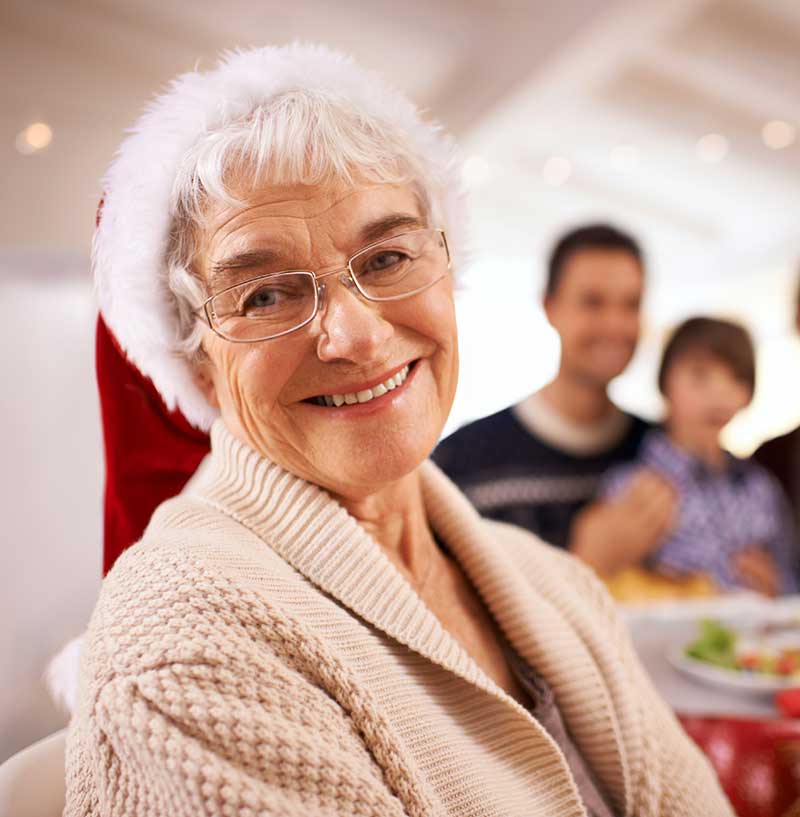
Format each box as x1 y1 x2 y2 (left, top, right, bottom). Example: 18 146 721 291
734 548 780 597
570 468 677 576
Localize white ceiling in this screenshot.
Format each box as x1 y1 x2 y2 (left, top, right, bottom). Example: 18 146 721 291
2 0 796 273
461 0 800 283
0 0 610 259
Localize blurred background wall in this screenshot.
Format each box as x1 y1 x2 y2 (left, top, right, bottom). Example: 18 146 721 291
1 0 799 761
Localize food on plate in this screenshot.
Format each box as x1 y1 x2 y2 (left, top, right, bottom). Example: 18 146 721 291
685 620 800 677
685 620 737 669
605 567 718 602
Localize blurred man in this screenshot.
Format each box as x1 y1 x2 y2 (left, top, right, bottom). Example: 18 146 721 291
434 223 676 575
755 273 800 532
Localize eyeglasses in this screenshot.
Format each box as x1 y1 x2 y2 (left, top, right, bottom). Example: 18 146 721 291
198 228 451 343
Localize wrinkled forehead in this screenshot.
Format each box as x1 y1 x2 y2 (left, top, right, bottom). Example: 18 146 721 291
196 179 429 286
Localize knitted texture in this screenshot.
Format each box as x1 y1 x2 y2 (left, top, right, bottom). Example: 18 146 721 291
65 421 733 817
432 399 650 549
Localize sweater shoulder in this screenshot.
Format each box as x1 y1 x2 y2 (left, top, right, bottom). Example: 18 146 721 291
432 408 547 476
85 499 297 681
613 412 652 456
86 540 250 677
483 518 616 615
436 408 518 448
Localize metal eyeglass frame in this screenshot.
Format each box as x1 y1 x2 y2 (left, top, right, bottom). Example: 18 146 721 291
197 227 451 343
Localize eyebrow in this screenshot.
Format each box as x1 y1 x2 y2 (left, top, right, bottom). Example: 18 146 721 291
208 249 282 288
358 213 427 244
208 212 427 287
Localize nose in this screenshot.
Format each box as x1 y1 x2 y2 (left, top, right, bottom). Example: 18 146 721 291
315 273 394 363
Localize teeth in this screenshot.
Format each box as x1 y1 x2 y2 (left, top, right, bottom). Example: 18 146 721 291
316 364 411 408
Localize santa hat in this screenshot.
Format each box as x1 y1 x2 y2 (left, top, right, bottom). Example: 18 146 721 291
96 314 210 575
93 43 465 573
95 42 465 433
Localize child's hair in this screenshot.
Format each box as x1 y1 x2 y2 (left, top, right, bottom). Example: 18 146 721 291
658 316 756 395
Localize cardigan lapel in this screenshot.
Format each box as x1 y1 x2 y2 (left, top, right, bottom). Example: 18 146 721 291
421 460 633 816
196 422 630 814
197 422 503 697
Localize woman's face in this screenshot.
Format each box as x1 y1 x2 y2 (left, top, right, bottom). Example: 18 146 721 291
193 179 459 500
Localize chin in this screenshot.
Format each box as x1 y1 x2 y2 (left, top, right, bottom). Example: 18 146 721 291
580 363 628 387
337 456 427 498
321 430 436 495
580 352 634 384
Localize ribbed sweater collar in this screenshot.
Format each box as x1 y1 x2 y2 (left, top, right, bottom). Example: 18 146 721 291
197 421 491 686
193 420 633 815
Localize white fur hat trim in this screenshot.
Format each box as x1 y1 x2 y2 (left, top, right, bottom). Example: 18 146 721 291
94 42 466 431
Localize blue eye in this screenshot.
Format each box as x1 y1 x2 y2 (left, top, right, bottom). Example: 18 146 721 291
245 287 278 310
241 282 306 316
364 250 405 272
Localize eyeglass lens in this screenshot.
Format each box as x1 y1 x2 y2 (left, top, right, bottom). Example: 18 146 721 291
208 229 448 342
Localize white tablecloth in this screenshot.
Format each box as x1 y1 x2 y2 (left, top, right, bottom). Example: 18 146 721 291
621 594 800 718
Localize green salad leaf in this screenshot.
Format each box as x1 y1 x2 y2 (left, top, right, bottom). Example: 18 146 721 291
685 620 738 669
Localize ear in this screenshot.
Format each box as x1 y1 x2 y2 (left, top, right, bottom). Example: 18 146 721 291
192 356 220 410
542 293 557 326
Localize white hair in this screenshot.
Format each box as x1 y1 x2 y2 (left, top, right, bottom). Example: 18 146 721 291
94 43 466 430
167 88 445 362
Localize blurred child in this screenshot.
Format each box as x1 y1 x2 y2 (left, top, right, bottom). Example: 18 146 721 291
601 317 798 595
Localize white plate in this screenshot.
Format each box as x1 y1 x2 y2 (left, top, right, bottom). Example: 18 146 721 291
620 593 800 623
667 645 800 695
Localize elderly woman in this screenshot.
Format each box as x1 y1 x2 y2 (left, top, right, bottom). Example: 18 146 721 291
65 45 731 817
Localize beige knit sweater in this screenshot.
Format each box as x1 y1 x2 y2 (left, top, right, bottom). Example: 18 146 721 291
65 421 732 817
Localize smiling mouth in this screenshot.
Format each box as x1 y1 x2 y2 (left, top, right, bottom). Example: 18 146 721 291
305 361 416 407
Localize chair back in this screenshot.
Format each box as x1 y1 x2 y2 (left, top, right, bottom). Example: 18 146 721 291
0 729 67 817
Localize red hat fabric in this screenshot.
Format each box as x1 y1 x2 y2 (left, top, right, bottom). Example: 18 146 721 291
96 315 210 575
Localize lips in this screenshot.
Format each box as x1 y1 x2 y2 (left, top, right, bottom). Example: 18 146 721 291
303 360 417 407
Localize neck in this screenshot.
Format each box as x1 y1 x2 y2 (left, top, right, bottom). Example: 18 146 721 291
539 367 613 426
666 422 726 470
333 470 440 590
221 415 442 590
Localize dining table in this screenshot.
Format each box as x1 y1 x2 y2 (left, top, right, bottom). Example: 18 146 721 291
621 592 800 717
619 590 800 817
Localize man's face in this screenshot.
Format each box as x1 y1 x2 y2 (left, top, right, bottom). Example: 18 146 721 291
544 249 643 388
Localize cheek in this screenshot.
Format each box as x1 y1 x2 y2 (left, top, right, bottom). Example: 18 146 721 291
553 309 590 344
575 310 606 338
387 285 458 406
624 313 641 338
665 379 702 418
212 343 293 415
730 387 752 412
398 283 457 353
